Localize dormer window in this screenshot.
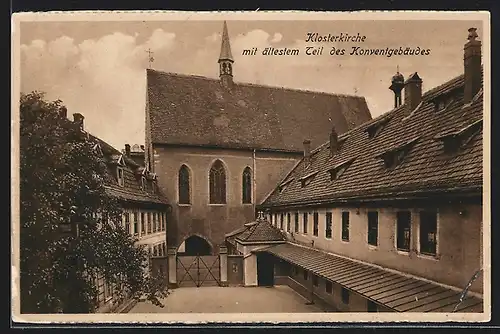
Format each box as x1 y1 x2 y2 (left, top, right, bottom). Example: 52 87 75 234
328 157 356 181
278 178 295 193
117 167 124 187
435 119 482 154
93 143 103 157
299 171 318 188
366 117 391 139
328 136 348 157
433 95 454 112
379 137 420 169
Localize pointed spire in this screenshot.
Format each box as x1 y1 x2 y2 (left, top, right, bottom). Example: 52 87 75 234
219 21 233 62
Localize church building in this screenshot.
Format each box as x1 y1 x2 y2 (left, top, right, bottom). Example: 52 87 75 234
144 21 373 256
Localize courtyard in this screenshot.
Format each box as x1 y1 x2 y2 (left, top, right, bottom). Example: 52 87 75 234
129 286 325 313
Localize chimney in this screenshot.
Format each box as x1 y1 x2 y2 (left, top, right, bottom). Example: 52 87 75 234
404 72 423 113
59 106 68 119
464 27 482 104
125 144 131 157
329 127 339 155
303 139 311 158
73 113 84 130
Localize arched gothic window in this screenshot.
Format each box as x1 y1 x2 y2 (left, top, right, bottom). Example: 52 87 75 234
209 160 226 204
242 167 252 204
178 165 191 204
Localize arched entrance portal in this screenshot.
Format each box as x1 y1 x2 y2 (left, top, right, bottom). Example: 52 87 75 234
176 235 221 287
178 235 212 256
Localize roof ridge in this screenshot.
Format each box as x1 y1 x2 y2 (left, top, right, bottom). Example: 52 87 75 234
147 68 366 100
306 73 468 156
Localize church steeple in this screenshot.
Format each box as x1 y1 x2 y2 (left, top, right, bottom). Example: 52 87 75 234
218 21 234 88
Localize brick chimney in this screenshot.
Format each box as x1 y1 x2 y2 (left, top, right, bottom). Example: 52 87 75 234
464 27 482 104
303 139 311 158
59 106 67 119
125 144 131 157
329 127 339 156
404 72 423 113
73 113 84 130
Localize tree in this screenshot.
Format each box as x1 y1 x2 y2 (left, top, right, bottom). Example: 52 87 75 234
19 92 167 313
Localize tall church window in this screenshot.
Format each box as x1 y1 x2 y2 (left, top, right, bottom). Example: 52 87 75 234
242 167 252 204
209 160 226 204
178 165 191 204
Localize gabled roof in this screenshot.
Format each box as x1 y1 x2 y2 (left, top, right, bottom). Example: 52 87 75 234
87 134 169 206
260 73 483 208
226 219 286 244
146 69 372 152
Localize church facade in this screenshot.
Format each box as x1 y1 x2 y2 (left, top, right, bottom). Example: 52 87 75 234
144 21 373 255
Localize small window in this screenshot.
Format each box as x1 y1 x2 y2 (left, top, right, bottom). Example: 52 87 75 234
286 213 291 232
325 212 333 239
367 300 378 312
420 211 438 256
280 213 284 230
303 213 308 234
303 270 308 281
313 212 319 236
124 212 130 234
397 211 411 251
141 176 146 190
325 281 333 294
312 275 319 287
140 212 145 234
367 211 378 246
341 287 350 304
117 168 124 187
294 213 299 233
133 212 138 235
147 212 152 234
341 211 350 241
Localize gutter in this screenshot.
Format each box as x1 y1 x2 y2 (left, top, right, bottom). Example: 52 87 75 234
258 187 482 210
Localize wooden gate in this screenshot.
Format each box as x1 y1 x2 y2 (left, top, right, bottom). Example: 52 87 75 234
176 255 221 287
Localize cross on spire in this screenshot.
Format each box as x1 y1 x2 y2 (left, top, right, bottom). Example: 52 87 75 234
145 48 155 68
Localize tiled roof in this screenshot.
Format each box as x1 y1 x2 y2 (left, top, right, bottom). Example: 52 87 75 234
259 243 483 313
260 74 483 207
88 134 169 206
146 69 372 152
226 219 286 243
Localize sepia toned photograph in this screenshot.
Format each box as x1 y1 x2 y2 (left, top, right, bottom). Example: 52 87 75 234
11 11 490 324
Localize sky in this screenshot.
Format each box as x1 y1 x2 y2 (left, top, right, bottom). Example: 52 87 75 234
19 19 484 150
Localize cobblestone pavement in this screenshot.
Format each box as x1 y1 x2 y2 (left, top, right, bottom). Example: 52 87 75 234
129 286 325 313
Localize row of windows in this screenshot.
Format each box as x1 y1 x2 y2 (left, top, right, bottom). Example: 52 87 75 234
178 161 252 205
122 210 166 236
270 209 438 256
292 266 378 312
91 274 120 306
150 242 167 258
